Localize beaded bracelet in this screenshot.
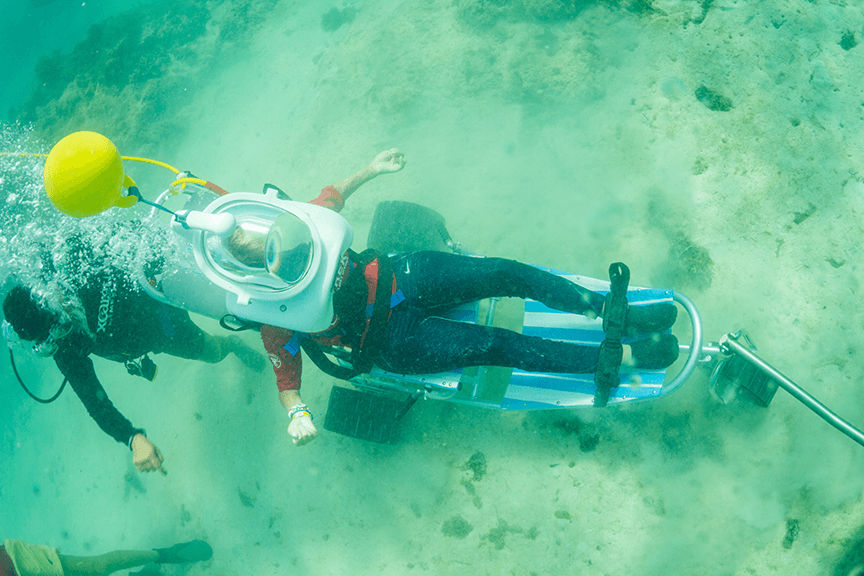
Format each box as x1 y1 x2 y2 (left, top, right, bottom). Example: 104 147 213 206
288 403 312 421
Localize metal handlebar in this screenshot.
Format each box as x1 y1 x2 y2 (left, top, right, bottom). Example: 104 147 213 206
660 291 704 397
720 333 864 448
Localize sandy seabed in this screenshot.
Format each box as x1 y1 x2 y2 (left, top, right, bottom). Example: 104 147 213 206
4 0 864 574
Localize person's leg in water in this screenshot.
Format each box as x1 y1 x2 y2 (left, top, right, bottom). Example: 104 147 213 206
379 308 601 374
59 540 212 576
154 306 267 371
392 251 605 315
60 550 158 575
380 305 675 375
390 251 676 333
196 334 267 371
380 252 678 373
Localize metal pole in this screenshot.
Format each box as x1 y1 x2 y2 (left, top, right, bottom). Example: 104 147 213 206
661 291 704 397
721 334 864 448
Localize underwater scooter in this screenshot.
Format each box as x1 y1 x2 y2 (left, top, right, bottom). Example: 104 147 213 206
144 180 864 447
30 131 864 446
343 200 864 447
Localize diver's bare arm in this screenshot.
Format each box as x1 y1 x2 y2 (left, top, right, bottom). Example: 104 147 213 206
332 148 406 201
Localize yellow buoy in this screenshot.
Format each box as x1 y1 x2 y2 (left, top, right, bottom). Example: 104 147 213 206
43 131 138 217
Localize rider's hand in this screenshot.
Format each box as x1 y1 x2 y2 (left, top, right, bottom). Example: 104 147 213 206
369 148 406 175
131 434 166 475
288 415 318 446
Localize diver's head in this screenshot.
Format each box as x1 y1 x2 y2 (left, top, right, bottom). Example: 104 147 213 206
2 286 70 356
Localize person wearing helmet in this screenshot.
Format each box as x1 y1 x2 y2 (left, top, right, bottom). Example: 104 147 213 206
2 240 266 474
234 149 677 447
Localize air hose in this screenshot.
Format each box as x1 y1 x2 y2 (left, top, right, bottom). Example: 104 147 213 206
8 349 67 404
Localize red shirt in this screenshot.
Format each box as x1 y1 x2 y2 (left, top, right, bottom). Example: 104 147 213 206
260 185 397 392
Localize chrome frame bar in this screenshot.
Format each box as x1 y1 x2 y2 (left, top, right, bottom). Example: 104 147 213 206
721 333 864 448
661 291 704 397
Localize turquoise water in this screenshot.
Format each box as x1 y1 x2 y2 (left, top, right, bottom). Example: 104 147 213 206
3 0 864 574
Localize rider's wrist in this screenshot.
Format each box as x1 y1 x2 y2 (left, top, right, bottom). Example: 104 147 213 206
128 429 147 450
287 403 312 421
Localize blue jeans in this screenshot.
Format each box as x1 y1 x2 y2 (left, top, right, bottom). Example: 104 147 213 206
376 252 605 375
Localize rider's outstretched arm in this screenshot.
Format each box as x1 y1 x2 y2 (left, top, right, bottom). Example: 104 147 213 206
331 148 406 201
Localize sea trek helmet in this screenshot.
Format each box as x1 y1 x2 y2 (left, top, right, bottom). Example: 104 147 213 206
37 133 353 333
171 185 354 333
43 131 138 217
266 211 315 285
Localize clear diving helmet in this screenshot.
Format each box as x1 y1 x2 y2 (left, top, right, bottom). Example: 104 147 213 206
171 185 354 333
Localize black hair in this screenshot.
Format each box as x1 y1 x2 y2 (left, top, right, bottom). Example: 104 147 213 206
2 286 58 342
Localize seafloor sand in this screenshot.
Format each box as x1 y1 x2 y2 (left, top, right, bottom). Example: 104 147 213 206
3 0 864 574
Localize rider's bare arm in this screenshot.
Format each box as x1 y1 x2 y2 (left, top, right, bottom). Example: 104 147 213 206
331 148 406 201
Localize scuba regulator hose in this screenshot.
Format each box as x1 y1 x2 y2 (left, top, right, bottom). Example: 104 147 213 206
8 348 67 404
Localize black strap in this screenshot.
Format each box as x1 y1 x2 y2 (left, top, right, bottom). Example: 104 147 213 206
219 314 261 332
353 249 394 373
593 262 630 408
301 340 357 380
301 249 394 381
8 349 67 404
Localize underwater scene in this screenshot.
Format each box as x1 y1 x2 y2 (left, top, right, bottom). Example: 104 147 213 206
3 0 864 574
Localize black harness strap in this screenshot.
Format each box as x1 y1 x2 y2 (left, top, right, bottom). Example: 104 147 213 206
593 262 630 408
301 339 355 380
301 249 394 381
354 249 395 373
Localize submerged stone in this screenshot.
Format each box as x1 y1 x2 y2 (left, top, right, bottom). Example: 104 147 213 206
464 451 487 481
782 518 799 549
321 7 356 32
695 85 733 111
840 30 858 51
442 515 474 538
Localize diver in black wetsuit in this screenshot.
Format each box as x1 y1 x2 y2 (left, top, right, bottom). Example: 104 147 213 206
3 258 265 475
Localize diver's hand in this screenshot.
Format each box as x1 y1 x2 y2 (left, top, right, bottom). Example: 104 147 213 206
288 415 318 446
369 148 406 175
131 434 167 475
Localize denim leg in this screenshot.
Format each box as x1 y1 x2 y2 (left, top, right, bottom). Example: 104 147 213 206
391 251 605 315
376 252 604 375
378 308 599 375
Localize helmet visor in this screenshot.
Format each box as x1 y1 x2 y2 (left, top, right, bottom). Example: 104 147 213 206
265 212 313 285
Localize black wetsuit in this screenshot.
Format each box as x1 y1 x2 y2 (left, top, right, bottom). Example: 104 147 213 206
52 267 208 447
